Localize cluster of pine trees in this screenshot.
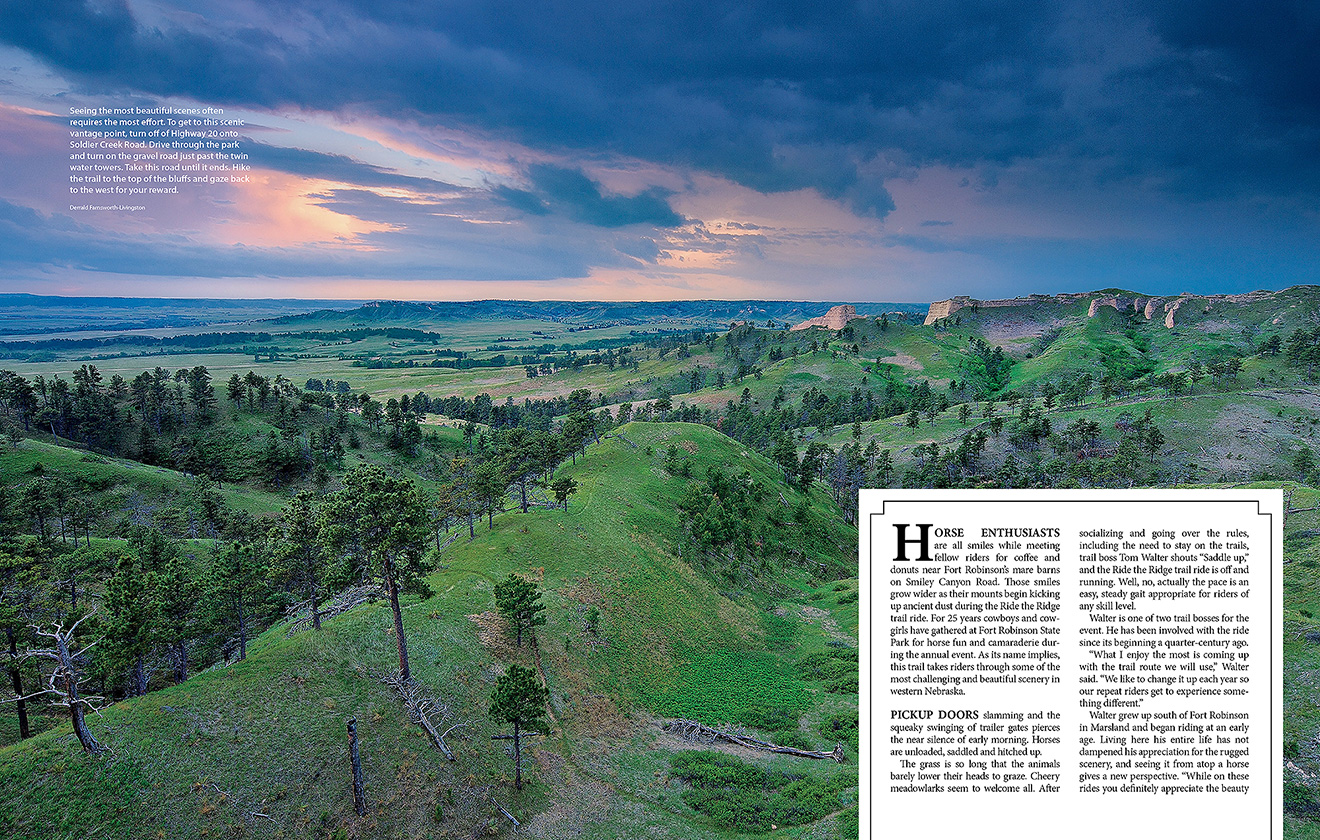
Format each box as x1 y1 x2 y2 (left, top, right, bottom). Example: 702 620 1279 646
0 451 574 753
0 365 367 485
0 374 627 751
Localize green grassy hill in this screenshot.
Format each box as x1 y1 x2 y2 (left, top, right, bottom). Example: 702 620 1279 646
1272 485 1320 836
0 422 859 840
9 287 1320 838
0 437 287 519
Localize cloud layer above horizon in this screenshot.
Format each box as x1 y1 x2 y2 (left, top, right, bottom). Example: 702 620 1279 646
0 0 1317 301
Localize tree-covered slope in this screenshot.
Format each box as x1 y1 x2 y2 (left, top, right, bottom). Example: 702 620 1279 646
0 421 859 840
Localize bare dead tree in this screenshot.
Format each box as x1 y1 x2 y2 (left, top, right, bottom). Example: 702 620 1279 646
197 781 279 827
435 530 461 555
662 718 846 762
490 796 520 829
380 671 468 762
347 717 366 816
284 584 384 636
447 782 520 830
7 612 106 754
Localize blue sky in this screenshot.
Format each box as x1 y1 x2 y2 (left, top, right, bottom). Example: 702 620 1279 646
0 0 1317 302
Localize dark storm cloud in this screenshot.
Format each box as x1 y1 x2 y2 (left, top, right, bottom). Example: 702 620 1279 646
3 0 1319 213
0 196 596 282
492 185 550 217
246 142 461 193
499 165 684 228
1150 0 1320 115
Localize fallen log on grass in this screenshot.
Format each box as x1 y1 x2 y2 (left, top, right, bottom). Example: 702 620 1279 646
436 529 462 554
285 584 385 636
663 718 846 762
381 672 465 761
491 797 520 828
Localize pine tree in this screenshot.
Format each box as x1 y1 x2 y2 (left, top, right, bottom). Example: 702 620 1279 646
472 461 505 528
361 399 383 432
1294 447 1316 480
155 554 200 683
1144 425 1166 463
187 366 216 421
226 374 245 406
0 549 45 741
20 479 52 541
103 554 159 696
772 435 799 484
498 428 551 514
489 664 549 791
876 449 894 486
321 465 431 681
205 541 268 662
550 477 578 511
446 456 480 539
271 492 328 631
493 573 546 647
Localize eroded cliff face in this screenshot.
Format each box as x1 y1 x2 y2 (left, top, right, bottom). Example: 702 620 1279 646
1087 296 1147 317
790 304 860 331
922 293 1089 325
924 290 1278 328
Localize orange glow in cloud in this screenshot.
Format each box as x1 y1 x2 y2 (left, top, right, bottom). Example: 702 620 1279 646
32 268 777 302
567 266 775 300
650 226 739 271
0 102 57 121
675 175 871 235
206 170 399 248
328 115 531 184
705 221 766 237
653 249 733 270
223 265 765 302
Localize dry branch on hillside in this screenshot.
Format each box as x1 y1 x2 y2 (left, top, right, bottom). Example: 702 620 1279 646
284 584 384 636
380 672 467 762
663 718 846 762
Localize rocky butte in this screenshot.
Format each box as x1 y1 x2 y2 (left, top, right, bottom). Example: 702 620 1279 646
791 304 861 331
924 290 1277 328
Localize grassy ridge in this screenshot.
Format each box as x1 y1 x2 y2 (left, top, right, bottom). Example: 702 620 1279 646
0 422 859 839
0 437 287 517
10 289 1320 837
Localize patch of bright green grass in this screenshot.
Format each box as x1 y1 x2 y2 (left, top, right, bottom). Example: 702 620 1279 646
669 750 857 833
640 650 812 726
